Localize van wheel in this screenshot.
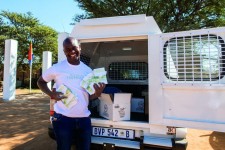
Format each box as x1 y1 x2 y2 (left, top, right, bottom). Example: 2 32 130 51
48 125 56 140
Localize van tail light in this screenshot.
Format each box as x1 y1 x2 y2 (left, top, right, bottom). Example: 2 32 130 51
50 88 56 116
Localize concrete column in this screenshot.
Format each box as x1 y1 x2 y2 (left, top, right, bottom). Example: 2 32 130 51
58 32 69 62
3 39 18 101
42 51 52 89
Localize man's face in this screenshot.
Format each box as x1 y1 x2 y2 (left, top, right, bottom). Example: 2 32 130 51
63 39 81 64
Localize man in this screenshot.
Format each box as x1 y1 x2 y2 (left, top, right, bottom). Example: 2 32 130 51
37 37 105 150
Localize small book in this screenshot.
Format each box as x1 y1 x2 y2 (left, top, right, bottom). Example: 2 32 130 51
57 84 78 109
80 68 108 95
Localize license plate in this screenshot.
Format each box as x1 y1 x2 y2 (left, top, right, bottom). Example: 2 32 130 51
92 126 135 139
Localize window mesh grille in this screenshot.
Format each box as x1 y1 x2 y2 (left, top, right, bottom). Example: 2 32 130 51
108 62 148 80
80 54 90 66
162 34 225 84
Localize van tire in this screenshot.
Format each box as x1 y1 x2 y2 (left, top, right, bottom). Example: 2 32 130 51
48 125 56 140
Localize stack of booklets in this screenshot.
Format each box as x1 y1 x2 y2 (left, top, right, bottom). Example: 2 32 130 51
57 84 78 109
80 68 108 95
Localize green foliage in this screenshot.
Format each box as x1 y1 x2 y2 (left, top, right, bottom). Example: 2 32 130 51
149 0 225 32
73 0 225 32
0 11 58 72
72 0 148 23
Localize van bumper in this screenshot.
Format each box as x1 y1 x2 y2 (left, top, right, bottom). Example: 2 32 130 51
48 125 187 149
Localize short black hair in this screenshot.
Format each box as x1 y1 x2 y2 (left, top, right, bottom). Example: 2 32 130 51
63 37 74 46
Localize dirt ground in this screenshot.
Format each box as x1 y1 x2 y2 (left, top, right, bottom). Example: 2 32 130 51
0 89 225 150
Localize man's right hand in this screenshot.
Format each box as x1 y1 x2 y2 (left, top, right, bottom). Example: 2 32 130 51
37 76 67 101
51 92 67 101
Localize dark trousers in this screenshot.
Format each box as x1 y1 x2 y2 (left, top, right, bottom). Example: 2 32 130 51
52 113 91 150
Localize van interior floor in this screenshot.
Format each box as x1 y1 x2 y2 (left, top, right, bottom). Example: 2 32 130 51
90 110 149 122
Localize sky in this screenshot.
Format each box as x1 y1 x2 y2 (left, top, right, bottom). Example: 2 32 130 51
0 0 84 33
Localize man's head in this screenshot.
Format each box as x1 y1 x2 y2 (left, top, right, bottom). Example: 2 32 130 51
63 37 81 65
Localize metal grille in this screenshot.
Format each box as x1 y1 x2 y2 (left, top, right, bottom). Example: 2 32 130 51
108 62 148 80
161 33 225 85
80 54 91 66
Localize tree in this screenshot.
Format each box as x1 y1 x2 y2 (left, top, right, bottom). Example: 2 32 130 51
149 0 225 32
0 11 58 86
72 0 225 32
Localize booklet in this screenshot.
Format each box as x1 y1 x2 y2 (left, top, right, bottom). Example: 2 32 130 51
57 84 78 109
80 68 108 95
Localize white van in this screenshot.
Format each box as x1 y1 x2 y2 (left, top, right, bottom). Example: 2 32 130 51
51 14 225 149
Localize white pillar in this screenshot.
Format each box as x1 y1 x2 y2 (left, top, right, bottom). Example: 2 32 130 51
42 51 52 89
58 32 69 62
3 39 18 101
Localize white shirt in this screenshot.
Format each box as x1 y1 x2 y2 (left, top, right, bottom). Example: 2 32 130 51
42 59 92 117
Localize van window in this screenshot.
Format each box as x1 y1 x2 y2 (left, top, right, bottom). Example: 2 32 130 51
80 54 90 66
163 34 225 82
108 62 148 80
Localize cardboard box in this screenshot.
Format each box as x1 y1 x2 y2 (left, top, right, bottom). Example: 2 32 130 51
99 93 131 121
131 97 145 113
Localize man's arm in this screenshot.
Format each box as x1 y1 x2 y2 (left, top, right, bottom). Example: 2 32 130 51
37 76 65 100
37 76 53 97
89 83 106 100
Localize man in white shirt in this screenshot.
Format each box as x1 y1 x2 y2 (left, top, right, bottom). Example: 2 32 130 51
37 37 105 150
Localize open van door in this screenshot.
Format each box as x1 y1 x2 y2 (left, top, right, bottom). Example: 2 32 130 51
149 27 225 132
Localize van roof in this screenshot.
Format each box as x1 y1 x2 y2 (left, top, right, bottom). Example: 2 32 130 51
71 14 162 40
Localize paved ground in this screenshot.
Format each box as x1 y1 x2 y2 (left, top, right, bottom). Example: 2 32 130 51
0 93 56 150
0 90 225 150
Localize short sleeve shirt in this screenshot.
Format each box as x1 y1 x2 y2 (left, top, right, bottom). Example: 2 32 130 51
42 60 92 117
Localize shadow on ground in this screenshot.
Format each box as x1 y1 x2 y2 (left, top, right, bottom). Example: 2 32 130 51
0 94 57 150
209 131 225 150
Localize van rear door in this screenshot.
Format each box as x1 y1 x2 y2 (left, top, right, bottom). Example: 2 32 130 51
148 27 225 132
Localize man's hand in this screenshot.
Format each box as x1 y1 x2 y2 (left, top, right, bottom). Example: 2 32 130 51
90 82 106 100
51 92 67 101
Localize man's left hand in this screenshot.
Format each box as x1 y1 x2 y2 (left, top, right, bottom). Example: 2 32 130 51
93 82 106 98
